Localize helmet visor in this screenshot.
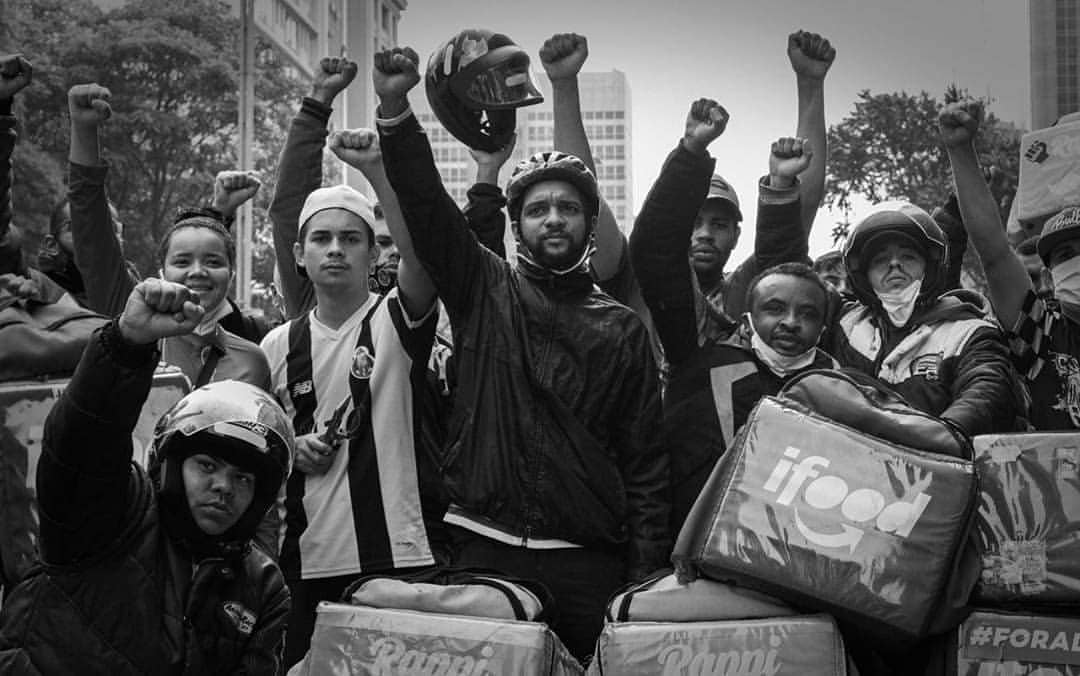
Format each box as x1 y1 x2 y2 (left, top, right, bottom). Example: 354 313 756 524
460 58 544 110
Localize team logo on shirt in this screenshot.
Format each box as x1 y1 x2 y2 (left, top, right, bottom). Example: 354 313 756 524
222 602 256 635
351 346 375 380
910 353 942 381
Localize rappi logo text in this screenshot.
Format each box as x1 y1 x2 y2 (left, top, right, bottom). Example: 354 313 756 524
761 446 932 553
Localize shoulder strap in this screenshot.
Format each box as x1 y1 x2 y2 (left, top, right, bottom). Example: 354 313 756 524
285 313 316 435
193 344 225 388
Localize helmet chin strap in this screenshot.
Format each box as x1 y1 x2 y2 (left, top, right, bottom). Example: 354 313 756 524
515 231 596 275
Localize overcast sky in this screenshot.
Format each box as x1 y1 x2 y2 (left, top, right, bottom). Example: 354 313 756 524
397 0 1029 258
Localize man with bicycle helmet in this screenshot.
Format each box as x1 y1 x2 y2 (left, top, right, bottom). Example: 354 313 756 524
0 279 293 674
374 43 669 660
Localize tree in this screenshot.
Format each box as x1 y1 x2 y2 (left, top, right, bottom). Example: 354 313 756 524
3 0 306 281
825 88 1022 290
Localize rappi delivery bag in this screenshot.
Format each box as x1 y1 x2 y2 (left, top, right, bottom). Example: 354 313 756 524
673 393 978 643
951 610 1080 675
972 433 1080 609
587 614 847 676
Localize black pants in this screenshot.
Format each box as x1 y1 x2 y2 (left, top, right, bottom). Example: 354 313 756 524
450 526 626 663
283 574 355 669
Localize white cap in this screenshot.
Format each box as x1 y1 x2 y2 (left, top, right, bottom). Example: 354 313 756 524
297 184 376 234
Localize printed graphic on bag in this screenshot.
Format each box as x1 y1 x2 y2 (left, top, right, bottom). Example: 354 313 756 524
301 603 583 676
973 433 1080 606
689 397 975 638
958 611 1080 674
591 615 843 676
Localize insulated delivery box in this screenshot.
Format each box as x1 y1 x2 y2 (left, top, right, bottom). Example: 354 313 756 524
587 614 847 676
952 610 1080 675
292 602 583 676
973 433 1080 610
0 368 189 586
673 395 978 643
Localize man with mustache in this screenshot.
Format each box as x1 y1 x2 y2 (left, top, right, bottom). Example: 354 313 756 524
374 45 668 660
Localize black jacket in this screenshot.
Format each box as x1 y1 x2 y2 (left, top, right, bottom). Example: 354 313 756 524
379 111 670 578
0 323 289 674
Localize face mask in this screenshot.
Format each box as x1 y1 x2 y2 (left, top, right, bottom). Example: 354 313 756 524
1052 256 1080 313
875 279 922 327
193 297 233 337
746 314 818 378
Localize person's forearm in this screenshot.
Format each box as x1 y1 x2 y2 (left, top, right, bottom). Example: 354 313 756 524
69 122 103 167
795 74 826 234
551 77 595 171
69 162 135 316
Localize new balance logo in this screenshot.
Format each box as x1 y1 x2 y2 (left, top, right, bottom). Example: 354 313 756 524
290 380 313 398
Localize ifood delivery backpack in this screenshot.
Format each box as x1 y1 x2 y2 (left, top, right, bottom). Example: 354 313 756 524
673 370 980 644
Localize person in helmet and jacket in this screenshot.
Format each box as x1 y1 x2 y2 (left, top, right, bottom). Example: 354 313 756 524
828 201 1019 440
373 43 669 660
0 278 293 675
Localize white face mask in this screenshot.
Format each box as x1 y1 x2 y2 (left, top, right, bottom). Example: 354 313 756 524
1052 256 1080 311
746 315 818 378
192 297 232 336
875 279 922 327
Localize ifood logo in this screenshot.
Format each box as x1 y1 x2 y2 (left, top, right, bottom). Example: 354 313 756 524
763 446 932 553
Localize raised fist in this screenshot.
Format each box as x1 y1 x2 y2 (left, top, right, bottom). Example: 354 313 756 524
328 128 381 173
939 101 982 149
68 83 112 127
373 47 421 101
682 98 729 155
0 273 41 304
118 278 204 345
312 56 358 105
769 136 813 181
539 33 588 81
0 54 32 100
787 30 836 80
212 170 261 218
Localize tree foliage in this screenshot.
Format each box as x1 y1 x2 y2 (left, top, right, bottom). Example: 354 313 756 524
825 88 1023 290
2 0 306 280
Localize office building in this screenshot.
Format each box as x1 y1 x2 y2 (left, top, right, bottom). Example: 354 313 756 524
1031 0 1080 128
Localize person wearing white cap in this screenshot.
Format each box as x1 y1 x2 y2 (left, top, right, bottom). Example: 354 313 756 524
942 100 1080 430
259 56 442 668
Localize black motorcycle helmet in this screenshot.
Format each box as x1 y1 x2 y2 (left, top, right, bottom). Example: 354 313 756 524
425 28 543 152
842 200 949 309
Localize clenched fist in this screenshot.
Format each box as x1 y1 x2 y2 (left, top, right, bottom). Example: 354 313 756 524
788 30 836 81
68 83 112 127
939 101 983 149
682 98 729 156
118 279 204 345
0 54 32 101
373 47 421 102
328 128 381 173
539 33 588 81
312 56 358 105
769 137 813 188
212 170 262 218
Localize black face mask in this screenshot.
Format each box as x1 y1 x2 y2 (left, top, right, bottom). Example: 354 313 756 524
368 261 398 295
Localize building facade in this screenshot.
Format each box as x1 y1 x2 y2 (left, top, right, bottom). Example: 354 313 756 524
1031 0 1080 129
411 70 635 235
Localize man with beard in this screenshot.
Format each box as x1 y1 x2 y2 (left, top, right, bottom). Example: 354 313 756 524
373 45 668 661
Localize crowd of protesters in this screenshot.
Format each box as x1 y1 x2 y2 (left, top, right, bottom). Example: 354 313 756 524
0 19 1077 675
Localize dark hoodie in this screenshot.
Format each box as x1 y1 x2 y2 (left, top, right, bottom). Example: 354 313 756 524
0 322 289 675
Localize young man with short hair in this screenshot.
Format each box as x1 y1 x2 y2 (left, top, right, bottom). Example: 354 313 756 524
260 57 441 667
